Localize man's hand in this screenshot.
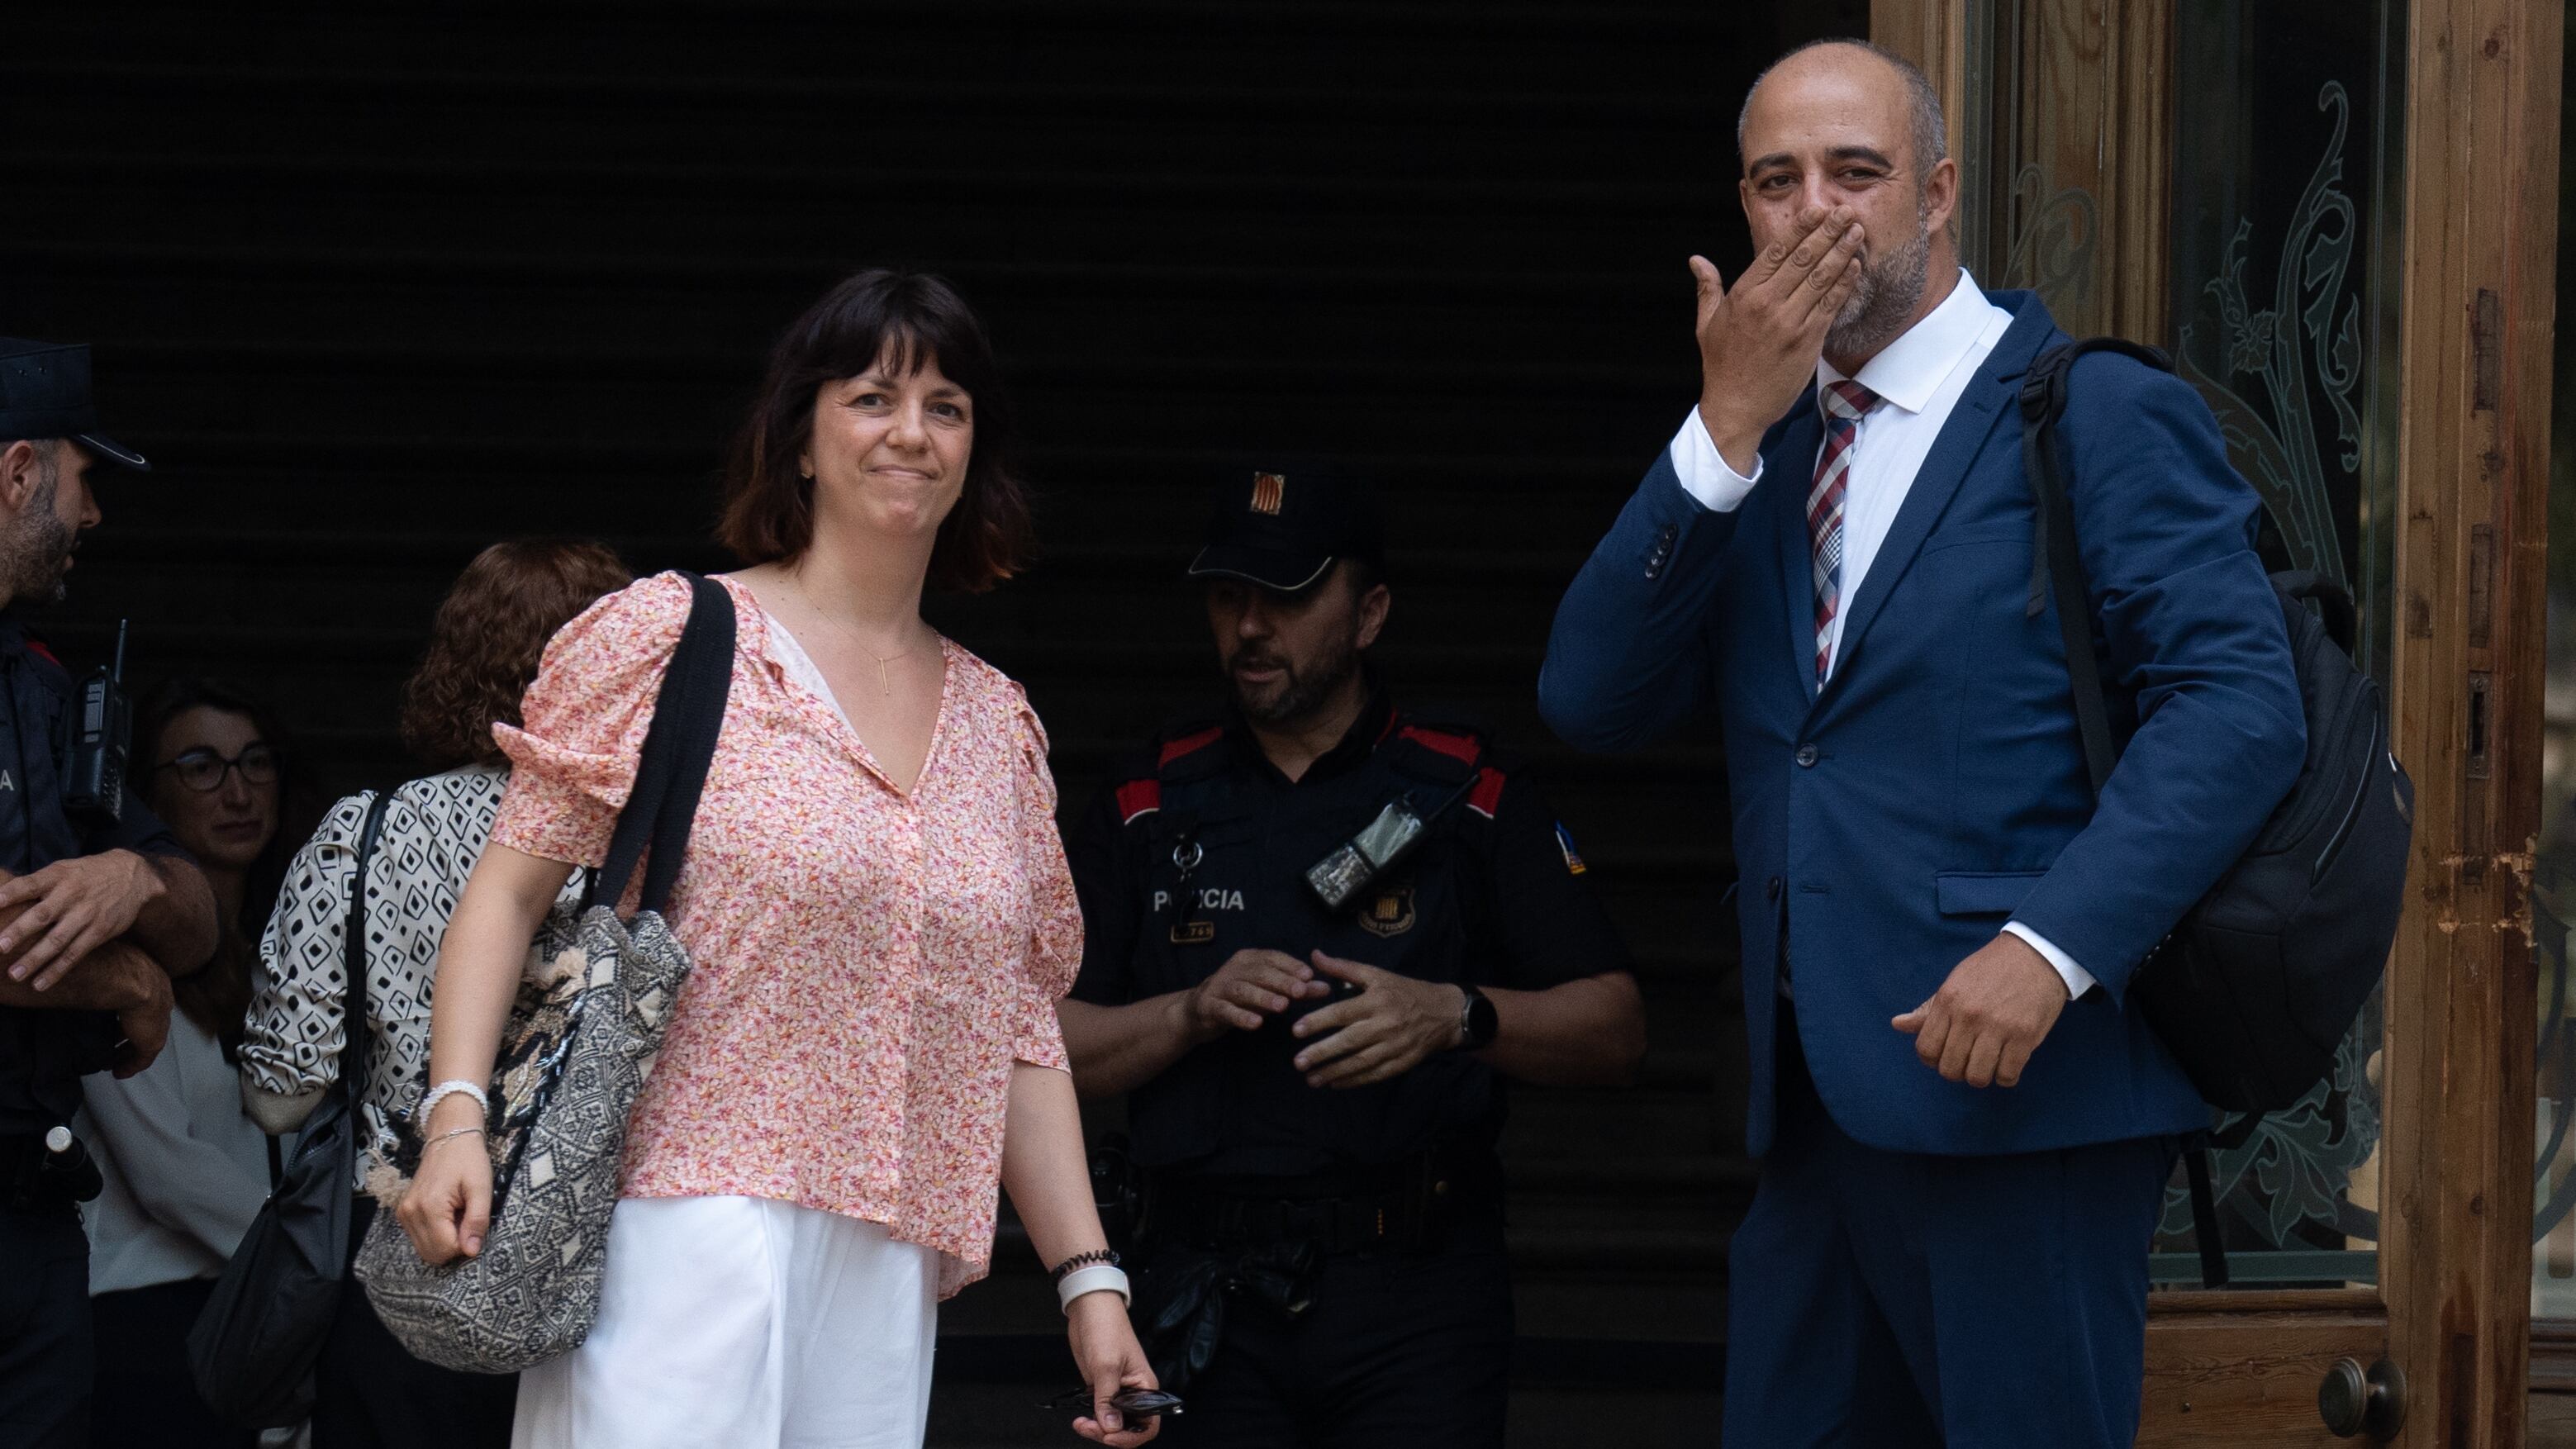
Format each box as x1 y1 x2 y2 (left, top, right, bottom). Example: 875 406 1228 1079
1892 934 2071 1088
1690 205 1869 473
0 850 166 991
0 937 173 1076
1183 948 1330 1043
108 948 173 1078
1289 951 1464 1090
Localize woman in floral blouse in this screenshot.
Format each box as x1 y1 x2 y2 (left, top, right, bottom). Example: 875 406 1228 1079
397 271 1157 1448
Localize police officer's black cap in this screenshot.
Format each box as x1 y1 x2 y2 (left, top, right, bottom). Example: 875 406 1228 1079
0 340 149 473
1186 458 1383 593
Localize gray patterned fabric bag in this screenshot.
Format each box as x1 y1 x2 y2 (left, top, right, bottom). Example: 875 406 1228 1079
353 572 735 1373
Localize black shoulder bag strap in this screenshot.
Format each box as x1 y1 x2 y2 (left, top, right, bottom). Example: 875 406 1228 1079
586 572 738 918
339 791 394 1128
269 789 393 1192
2020 338 2236 1290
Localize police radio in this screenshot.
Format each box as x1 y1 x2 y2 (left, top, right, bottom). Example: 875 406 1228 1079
1304 764 1483 915
63 620 131 827
1305 796 1433 913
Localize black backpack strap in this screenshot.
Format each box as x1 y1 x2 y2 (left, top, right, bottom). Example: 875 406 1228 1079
2182 1132 2230 1289
339 790 395 1113
2270 568 2360 655
2027 343 2245 1292
2019 337 2173 798
589 572 739 918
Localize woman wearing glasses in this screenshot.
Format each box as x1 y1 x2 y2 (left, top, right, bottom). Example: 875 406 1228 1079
76 677 313 1447
240 539 631 1449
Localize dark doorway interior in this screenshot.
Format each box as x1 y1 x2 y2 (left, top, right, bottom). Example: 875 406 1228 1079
5 4 1865 1442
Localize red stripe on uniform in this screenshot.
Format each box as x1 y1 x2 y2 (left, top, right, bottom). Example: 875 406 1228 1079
1398 726 1480 766
1115 778 1162 824
1157 727 1224 767
1466 767 1506 819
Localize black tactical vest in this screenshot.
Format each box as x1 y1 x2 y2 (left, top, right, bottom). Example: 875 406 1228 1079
1115 715 1510 1176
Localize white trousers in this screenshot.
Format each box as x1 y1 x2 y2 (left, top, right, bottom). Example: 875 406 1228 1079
512 1195 940 1449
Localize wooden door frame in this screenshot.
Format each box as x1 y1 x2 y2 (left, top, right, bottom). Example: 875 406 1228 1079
1865 0 2561 1443
2383 2 2558 1446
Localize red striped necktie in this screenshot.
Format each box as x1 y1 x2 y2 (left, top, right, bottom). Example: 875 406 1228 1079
1808 378 1884 683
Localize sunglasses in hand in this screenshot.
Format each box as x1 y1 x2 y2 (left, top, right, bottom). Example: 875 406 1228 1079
1038 1385 1184 1421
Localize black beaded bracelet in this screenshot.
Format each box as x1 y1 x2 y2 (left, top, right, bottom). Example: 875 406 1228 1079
1048 1247 1119 1281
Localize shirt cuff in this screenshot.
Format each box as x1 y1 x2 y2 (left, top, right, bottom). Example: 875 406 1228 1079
2003 921 2097 1000
1666 408 1763 512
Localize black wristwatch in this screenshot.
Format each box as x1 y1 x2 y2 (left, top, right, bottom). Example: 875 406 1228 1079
1453 985 1499 1052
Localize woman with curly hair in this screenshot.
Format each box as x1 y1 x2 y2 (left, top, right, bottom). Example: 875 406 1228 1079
240 538 630 1448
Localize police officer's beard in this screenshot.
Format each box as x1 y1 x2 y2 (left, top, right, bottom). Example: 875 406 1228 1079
0 474 73 609
1826 205 1934 361
1229 635 1362 728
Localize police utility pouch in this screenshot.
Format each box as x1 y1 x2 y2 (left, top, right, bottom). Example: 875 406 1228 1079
1305 796 1429 912
62 620 130 826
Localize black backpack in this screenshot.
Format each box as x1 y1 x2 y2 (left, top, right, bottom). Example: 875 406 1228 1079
2022 339 2416 1284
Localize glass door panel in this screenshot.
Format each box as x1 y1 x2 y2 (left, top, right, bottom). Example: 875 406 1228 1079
2148 0 2407 1291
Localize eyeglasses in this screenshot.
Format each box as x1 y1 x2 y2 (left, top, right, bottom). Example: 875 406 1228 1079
154 744 278 793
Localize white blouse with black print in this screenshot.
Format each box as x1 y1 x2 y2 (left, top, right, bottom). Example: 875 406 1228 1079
240 763 583 1188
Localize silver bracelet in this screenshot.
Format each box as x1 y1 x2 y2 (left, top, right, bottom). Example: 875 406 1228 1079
424 1125 487 1152
416 1079 489 1126
1057 1264 1132 1314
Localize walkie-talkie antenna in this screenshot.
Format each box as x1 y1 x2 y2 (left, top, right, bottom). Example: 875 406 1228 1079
110 620 127 682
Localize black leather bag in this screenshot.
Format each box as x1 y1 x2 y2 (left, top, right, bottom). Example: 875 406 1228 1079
188 789 393 1427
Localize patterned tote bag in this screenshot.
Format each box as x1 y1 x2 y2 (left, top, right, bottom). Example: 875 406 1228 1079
354 572 734 1373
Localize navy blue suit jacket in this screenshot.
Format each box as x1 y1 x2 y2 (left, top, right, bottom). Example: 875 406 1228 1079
1539 292 2305 1158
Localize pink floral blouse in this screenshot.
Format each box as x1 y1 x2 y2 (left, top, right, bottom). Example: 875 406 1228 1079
489 572 1079 1299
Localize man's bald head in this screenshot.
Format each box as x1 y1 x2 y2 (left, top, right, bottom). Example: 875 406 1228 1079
1737 39 1946 180
1730 37 1961 368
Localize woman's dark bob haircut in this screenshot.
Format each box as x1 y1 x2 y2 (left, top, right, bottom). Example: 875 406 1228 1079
716 268 1033 593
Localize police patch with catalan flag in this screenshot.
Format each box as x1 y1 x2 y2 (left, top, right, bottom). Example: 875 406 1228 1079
1554 822 1587 876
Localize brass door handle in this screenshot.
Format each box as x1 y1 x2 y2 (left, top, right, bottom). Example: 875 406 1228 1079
2318 1356 2407 1439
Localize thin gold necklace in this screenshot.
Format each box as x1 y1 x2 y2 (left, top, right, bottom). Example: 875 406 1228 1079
784 573 922 696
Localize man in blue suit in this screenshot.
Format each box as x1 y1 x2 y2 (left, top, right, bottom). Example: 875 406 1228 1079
1539 39 2305 1447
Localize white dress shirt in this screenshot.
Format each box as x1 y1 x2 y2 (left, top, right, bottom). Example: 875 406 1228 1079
1666 268 2096 1000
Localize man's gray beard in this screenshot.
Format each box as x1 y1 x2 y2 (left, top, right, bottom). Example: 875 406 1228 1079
0 472 72 608
1232 636 1362 727
1827 220 1933 360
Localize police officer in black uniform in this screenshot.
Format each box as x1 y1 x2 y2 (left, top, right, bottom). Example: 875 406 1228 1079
1058 463 1647 1448
0 339 219 1449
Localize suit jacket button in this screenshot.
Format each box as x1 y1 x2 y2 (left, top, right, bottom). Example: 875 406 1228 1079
1794 744 1819 767
1766 876 1783 901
